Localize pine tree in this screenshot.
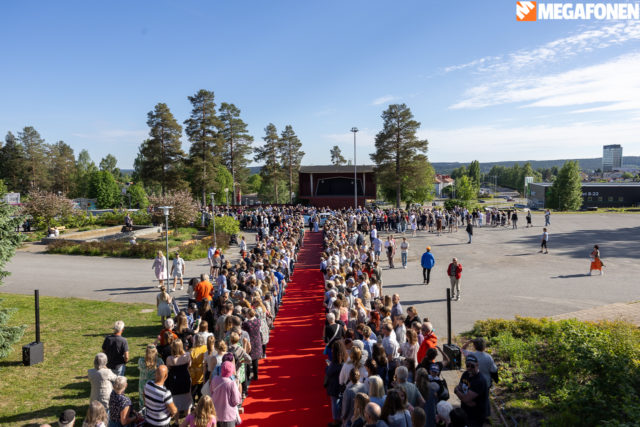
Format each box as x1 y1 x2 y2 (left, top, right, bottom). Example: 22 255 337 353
184 90 222 206
370 104 429 208
139 103 185 196
279 125 304 204
254 124 283 203
49 141 77 195
330 145 347 165
219 102 253 204
0 183 26 359
19 126 50 190
0 132 27 193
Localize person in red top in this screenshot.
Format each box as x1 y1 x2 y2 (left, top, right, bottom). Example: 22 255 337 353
417 321 438 363
447 258 463 301
194 273 213 304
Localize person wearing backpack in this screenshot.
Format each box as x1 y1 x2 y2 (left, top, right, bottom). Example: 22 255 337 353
427 363 449 402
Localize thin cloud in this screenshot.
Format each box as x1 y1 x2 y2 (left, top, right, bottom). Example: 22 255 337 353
371 95 398 106
450 53 640 111
443 21 640 75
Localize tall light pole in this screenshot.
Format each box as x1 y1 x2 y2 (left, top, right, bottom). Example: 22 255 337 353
210 192 217 248
158 206 172 293
351 127 359 210
224 187 229 208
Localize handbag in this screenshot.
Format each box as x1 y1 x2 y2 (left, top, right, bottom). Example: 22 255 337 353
202 377 225 397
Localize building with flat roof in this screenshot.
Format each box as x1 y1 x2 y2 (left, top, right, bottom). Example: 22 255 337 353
298 165 377 208
528 182 640 208
603 144 623 172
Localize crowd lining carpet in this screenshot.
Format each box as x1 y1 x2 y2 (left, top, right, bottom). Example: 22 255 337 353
241 231 329 426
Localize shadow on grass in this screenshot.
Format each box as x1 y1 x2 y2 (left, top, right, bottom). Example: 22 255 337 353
0 360 24 368
0 403 89 426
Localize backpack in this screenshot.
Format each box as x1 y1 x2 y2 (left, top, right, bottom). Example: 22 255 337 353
433 377 450 401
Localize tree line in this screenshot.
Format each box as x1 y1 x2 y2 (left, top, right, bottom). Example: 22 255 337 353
0 89 305 207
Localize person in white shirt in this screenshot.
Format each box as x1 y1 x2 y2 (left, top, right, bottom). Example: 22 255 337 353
170 252 185 291
370 226 377 244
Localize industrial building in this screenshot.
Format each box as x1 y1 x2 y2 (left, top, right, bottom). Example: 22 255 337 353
528 182 640 208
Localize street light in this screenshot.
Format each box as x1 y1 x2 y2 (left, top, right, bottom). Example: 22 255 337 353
158 206 172 293
351 127 359 210
210 192 217 249
224 187 229 208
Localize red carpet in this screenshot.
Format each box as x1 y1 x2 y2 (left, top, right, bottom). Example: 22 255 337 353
241 232 330 426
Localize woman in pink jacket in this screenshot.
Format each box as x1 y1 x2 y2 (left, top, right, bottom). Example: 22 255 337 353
211 361 241 427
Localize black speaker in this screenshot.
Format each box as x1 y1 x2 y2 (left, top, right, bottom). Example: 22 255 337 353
443 343 461 370
22 341 44 366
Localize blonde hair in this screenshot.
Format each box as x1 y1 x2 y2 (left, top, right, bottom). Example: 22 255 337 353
206 335 215 354
368 375 385 398
215 339 227 354
193 395 216 427
85 400 107 426
171 339 185 357
353 392 370 419
176 314 189 333
145 345 158 369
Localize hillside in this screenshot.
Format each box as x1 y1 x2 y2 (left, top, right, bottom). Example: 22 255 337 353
431 156 640 174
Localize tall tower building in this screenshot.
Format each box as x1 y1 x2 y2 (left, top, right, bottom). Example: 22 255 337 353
602 144 623 172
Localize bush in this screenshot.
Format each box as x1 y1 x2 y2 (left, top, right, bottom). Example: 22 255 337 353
207 216 240 236
465 317 640 425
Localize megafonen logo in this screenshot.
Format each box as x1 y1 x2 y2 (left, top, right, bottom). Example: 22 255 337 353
517 1 640 21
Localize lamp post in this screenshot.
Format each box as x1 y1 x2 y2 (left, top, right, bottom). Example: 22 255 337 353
224 187 229 208
351 127 359 210
158 206 172 292
210 192 217 249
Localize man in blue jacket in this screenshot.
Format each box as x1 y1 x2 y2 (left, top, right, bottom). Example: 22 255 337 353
421 246 435 285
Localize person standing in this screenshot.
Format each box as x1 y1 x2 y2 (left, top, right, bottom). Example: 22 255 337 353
170 252 185 291
400 237 409 269
153 251 167 287
511 211 518 229
465 222 473 244
539 228 549 254
143 365 178 427
102 321 129 377
544 209 551 226
420 247 435 285
447 258 463 301
589 245 604 276
526 210 532 228
207 243 216 278
157 286 173 324
454 354 490 427
384 235 396 269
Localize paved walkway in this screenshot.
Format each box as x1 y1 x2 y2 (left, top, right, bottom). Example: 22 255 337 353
552 300 640 325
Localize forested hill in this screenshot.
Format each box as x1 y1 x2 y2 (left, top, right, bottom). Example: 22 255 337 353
431 156 640 174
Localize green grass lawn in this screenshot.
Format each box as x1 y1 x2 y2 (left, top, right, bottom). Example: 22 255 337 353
0 293 159 426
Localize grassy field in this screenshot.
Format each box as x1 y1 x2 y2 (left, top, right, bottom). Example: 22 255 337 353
0 293 158 426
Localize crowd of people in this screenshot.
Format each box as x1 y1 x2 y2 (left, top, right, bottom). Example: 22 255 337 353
44 203 512 427
319 210 498 427
70 206 306 427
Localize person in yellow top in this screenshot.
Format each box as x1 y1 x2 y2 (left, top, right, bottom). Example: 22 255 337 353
189 334 208 402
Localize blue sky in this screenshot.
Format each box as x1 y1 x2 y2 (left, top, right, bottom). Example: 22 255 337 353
1 1 639 169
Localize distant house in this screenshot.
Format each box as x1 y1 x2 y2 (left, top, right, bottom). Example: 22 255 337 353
298 165 377 208
434 174 454 197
